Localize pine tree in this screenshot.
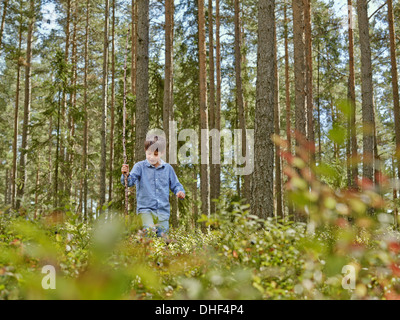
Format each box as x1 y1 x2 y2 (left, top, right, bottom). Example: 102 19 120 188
357 0 376 185
251 0 275 219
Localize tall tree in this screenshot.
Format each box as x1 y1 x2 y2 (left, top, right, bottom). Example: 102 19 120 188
304 0 314 150
215 0 221 210
131 0 136 97
100 0 110 212
234 0 250 205
198 0 209 223
81 0 90 220
59 0 71 205
292 0 307 144
292 0 307 221
16 0 35 210
135 0 149 163
274 16 283 218
251 0 275 219
109 0 116 203
164 0 178 226
0 0 8 52
208 0 217 215
357 0 375 184
388 0 400 182
11 4 23 209
130 0 137 214
284 0 293 218
66 0 78 201
347 0 358 189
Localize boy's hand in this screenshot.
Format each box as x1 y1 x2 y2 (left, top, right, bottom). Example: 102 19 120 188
121 164 129 175
176 191 185 199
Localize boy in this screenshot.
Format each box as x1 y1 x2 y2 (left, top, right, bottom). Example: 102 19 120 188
121 135 185 239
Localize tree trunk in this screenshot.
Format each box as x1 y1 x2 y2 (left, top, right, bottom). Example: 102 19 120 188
82 0 90 220
16 0 35 210
54 91 62 208
12 10 23 209
48 116 52 204
357 0 375 185
0 0 8 52
234 0 250 205
274 18 283 219
164 0 178 227
251 0 275 219
292 0 307 221
164 0 173 164
131 0 137 96
192 169 198 228
109 0 116 203
59 0 72 206
130 0 137 214
284 0 293 218
198 0 209 227
388 0 400 183
292 0 307 143
66 0 77 202
100 0 110 213
392 155 398 229
215 0 221 210
34 157 39 219
4 168 8 205
208 0 217 215
135 0 150 162
348 0 358 189
304 0 314 149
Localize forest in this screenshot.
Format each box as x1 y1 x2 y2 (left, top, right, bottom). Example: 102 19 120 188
0 0 400 300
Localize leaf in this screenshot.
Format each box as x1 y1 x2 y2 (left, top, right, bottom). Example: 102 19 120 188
328 123 347 146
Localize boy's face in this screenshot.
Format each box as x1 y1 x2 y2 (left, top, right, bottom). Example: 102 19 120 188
145 149 164 166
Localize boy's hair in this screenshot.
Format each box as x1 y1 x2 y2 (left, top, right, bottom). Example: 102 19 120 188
144 135 166 154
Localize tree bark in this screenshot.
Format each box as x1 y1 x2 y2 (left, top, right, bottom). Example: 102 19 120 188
164 0 178 227
274 18 283 219
292 0 307 221
130 0 137 214
234 0 250 205
199 0 209 226
4 168 8 205
12 9 23 209
135 0 150 163
208 0 217 215
59 0 71 205
0 0 8 53
388 0 400 182
392 155 398 228
357 0 375 184
348 0 358 189
215 0 221 210
292 0 307 142
131 0 137 96
109 0 116 203
284 0 293 218
34 157 39 219
251 0 275 219
304 0 314 154
100 0 110 213
82 0 90 220
16 0 35 210
66 0 78 201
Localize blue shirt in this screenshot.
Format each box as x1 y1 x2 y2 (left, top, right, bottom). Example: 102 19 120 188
121 159 185 219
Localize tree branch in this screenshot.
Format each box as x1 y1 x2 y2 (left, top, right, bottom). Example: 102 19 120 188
368 1 387 20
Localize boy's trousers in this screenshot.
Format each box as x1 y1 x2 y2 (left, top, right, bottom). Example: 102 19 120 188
139 211 169 237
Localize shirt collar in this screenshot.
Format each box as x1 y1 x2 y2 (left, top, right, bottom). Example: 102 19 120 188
145 158 166 168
